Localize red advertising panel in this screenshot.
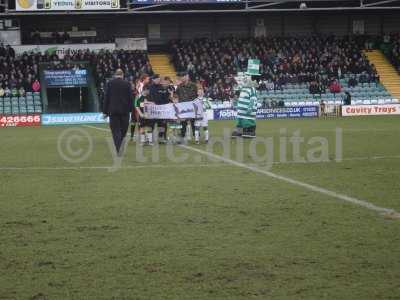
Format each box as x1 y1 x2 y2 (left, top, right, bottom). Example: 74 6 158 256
0 114 41 127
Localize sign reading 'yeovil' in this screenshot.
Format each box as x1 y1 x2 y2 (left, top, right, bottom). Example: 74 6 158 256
16 0 119 11
342 104 400 116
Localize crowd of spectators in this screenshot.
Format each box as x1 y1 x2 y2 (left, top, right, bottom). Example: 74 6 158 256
1 33 395 104
387 33 400 73
170 35 380 100
0 44 41 98
93 50 153 102
0 44 153 102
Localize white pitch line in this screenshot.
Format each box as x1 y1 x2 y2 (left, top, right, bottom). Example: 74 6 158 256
2 156 400 171
84 124 399 216
84 125 400 163
85 125 109 132
180 144 399 216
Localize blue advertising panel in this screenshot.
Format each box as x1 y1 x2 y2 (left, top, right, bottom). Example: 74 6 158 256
41 113 108 125
44 69 88 87
213 106 319 120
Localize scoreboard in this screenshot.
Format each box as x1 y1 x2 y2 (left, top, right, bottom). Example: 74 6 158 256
44 69 88 87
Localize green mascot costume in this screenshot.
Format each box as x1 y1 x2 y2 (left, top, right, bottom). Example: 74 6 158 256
232 59 261 138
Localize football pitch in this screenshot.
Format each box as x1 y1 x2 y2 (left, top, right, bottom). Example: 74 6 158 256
1 116 400 299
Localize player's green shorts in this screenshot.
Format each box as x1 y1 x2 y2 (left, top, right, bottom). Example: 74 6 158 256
236 118 256 128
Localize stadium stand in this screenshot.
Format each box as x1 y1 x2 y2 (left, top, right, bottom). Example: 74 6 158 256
0 45 153 115
387 33 400 73
0 44 43 115
1 33 399 115
93 50 153 91
170 35 398 106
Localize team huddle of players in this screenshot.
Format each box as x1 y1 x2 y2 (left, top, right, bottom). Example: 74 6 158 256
130 72 211 145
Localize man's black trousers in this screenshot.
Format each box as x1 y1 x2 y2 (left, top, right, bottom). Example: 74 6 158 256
180 119 195 138
109 113 130 152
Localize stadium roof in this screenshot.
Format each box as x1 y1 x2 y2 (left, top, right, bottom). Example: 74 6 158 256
2 0 400 15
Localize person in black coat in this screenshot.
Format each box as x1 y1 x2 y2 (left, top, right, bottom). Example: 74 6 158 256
344 91 351 105
148 74 171 143
103 69 133 155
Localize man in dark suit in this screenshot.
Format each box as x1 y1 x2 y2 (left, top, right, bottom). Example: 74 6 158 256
103 69 133 155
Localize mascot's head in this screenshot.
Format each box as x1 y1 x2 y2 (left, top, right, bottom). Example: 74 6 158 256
234 72 259 90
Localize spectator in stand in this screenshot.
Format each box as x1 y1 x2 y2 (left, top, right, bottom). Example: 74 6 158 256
0 43 6 57
32 79 41 92
32 30 41 44
62 31 71 44
51 31 60 44
329 80 341 94
11 87 18 97
358 71 369 86
344 91 352 105
6 45 15 58
19 86 25 97
4 86 11 96
309 80 320 94
348 76 358 88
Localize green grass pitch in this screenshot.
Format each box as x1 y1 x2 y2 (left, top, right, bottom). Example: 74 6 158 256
1 116 400 299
